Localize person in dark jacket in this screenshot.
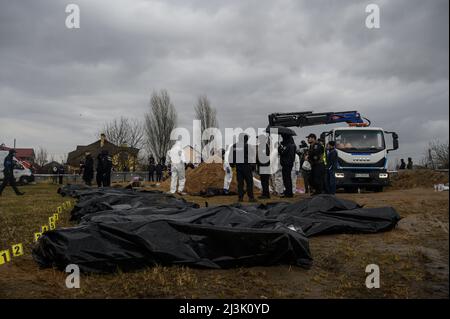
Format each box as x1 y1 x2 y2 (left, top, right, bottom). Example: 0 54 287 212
229 133 256 202
82 152 94 186
399 158 406 170
407 157 413 170
96 152 103 187
257 134 271 199
155 161 163 182
148 155 156 182
325 141 338 195
96 150 112 187
307 133 326 195
101 151 113 187
58 165 65 185
278 134 297 198
0 149 24 196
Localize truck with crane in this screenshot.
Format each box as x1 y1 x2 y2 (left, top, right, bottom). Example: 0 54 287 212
268 110 399 192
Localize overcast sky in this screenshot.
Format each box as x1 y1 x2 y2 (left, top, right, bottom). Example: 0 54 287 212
0 0 448 163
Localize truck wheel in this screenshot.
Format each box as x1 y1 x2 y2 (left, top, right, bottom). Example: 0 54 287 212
344 187 358 193
373 186 383 192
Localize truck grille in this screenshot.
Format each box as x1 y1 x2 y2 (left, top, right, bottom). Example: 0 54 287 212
338 157 386 168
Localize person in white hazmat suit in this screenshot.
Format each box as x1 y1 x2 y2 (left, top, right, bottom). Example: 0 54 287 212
166 141 187 195
291 153 301 194
269 136 284 195
223 144 233 194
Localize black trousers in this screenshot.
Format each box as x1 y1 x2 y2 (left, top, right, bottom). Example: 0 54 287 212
311 162 325 194
156 173 162 182
0 173 21 195
302 170 311 193
148 170 155 182
236 165 254 199
259 174 271 197
282 165 293 197
83 176 92 186
103 172 111 187
325 169 336 195
96 172 103 187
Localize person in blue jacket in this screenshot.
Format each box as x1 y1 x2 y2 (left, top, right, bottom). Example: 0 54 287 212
0 149 25 196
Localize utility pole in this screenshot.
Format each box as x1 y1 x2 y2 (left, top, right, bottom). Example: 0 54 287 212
14 139 16 148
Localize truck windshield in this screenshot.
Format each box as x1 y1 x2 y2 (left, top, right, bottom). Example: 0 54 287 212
335 130 385 151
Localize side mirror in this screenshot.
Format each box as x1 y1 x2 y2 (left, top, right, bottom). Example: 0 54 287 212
320 131 333 142
392 133 399 150
385 131 399 152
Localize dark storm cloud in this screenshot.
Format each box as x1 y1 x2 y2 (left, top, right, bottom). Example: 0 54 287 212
0 0 448 162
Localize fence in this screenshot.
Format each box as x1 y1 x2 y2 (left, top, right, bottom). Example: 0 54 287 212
33 171 152 184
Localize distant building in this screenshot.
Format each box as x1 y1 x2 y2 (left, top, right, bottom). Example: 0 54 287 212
0 144 36 163
38 161 62 174
66 135 140 173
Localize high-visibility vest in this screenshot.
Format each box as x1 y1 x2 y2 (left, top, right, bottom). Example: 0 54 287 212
322 148 327 166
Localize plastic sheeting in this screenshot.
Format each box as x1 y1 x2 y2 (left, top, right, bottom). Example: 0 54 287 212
33 185 400 273
58 185 200 222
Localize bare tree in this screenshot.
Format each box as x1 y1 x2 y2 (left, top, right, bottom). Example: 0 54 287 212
35 147 48 167
428 140 449 169
194 95 219 156
194 95 218 133
127 118 145 149
144 90 178 161
101 117 144 149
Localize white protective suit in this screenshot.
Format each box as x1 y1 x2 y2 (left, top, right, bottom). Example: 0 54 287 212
166 141 186 194
223 144 233 190
269 139 284 195
291 153 300 194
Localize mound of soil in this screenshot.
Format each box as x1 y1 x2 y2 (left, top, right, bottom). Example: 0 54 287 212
389 169 449 190
160 163 307 195
161 163 238 194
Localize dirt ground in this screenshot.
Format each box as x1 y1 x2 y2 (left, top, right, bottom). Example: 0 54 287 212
0 178 448 299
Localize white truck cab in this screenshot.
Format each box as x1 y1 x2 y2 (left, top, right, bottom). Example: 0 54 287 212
0 150 35 185
323 127 399 192
268 110 399 192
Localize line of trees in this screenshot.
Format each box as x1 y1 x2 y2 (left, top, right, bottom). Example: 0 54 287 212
99 89 219 167
35 147 66 167
101 117 144 150
422 140 449 169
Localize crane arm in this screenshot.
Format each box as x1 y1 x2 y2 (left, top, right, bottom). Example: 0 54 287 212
268 111 369 128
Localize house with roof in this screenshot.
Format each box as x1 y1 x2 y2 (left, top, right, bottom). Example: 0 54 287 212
66 135 140 173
